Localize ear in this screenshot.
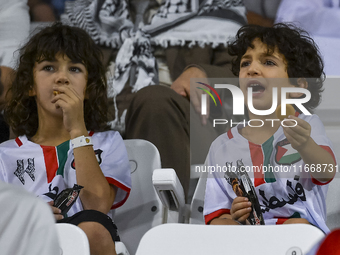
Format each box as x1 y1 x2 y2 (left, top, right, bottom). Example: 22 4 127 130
289 78 308 98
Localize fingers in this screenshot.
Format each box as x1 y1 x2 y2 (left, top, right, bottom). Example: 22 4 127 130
282 115 311 150
170 79 188 98
231 197 252 223
47 201 64 221
51 85 82 104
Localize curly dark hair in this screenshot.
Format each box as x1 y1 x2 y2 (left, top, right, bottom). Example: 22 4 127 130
5 22 109 137
227 23 325 112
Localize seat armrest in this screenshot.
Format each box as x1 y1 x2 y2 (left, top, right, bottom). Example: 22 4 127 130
152 168 185 211
115 241 130 255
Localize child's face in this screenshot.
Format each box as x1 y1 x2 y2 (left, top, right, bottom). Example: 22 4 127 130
238 38 296 111
31 53 88 117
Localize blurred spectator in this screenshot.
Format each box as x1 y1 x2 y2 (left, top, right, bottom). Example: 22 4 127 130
0 0 30 68
28 0 56 21
0 181 60 255
0 66 14 143
0 0 30 143
275 0 340 76
50 0 75 19
243 0 281 26
63 0 247 198
275 0 340 37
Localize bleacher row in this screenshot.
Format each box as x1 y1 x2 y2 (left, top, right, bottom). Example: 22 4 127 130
57 135 340 255
25 19 340 255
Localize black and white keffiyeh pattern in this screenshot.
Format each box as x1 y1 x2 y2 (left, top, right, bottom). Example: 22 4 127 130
62 0 246 131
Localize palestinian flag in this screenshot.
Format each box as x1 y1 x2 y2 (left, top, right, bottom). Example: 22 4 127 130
275 139 301 165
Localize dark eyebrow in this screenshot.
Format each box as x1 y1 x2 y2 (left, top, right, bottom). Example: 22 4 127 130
70 60 84 64
36 57 56 64
241 54 251 60
241 53 281 61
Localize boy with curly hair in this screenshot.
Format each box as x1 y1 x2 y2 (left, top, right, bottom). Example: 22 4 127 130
204 23 336 233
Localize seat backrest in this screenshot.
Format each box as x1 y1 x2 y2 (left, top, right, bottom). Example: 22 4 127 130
314 77 340 230
326 174 340 230
189 165 207 224
324 127 340 230
135 223 325 255
113 139 164 255
56 223 90 255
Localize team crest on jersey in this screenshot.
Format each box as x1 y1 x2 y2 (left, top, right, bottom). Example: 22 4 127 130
71 149 103 169
275 139 301 165
14 158 35 185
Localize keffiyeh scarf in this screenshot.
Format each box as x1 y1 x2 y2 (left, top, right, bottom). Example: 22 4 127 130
62 0 246 131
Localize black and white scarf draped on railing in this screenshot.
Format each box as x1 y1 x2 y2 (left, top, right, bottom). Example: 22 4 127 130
62 0 246 131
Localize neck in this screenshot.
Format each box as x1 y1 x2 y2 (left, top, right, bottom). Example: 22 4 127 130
239 111 281 144
31 116 71 146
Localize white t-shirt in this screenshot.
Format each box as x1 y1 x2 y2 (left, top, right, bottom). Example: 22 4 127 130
0 130 131 217
204 113 336 233
275 0 340 37
0 0 30 67
0 181 60 255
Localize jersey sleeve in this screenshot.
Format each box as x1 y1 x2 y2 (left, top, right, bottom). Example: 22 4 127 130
97 131 131 209
203 138 235 224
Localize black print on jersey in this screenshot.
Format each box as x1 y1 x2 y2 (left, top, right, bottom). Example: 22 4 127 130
43 183 59 200
71 149 103 169
14 158 35 185
259 180 306 213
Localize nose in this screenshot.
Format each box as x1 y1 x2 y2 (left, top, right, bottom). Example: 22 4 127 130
55 69 69 85
247 62 261 77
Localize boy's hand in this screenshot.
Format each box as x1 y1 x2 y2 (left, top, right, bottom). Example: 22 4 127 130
51 85 87 137
281 115 311 152
47 201 64 221
230 197 252 224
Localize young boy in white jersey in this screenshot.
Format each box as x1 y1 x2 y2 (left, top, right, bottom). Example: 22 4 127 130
204 23 336 233
0 23 131 255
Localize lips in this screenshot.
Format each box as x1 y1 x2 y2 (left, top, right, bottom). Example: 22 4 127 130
247 80 265 94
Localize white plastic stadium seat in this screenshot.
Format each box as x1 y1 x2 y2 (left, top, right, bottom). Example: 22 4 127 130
152 164 207 224
56 223 90 255
189 167 207 224
135 223 325 255
112 139 165 255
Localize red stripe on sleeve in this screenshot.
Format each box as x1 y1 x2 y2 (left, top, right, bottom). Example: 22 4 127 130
320 145 337 164
106 177 131 209
204 209 230 225
41 146 58 183
249 142 265 187
227 129 233 139
311 177 332 186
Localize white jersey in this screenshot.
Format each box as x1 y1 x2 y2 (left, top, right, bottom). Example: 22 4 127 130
204 114 336 233
0 130 131 217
